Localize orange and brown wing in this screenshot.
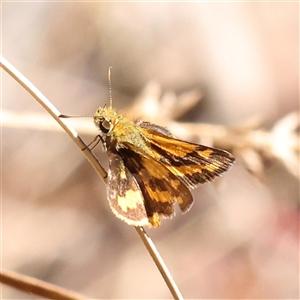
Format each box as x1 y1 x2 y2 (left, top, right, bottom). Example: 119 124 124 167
118 148 194 227
138 123 235 188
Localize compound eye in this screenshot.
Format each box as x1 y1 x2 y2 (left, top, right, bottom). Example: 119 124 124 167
99 119 111 134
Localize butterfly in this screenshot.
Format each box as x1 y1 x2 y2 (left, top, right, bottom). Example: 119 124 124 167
93 105 235 227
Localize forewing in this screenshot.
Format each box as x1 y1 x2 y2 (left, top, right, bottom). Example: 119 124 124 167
119 148 194 227
107 153 149 226
138 123 235 188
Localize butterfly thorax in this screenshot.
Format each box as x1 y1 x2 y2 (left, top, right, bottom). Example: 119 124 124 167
94 107 152 155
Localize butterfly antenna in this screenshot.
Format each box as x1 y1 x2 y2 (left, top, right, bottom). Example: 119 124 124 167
59 114 92 118
108 66 113 108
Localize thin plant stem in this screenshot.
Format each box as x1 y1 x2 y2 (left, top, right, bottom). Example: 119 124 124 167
0 55 183 300
0 269 86 300
135 226 183 300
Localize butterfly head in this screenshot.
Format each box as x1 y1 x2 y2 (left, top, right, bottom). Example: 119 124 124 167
94 106 120 135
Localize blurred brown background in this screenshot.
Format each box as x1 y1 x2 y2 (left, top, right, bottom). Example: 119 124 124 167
2 2 299 299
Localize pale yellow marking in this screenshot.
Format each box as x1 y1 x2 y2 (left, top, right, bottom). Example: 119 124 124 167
167 166 187 176
117 190 144 212
146 186 181 203
199 149 213 158
110 203 149 226
119 166 127 179
148 213 161 227
203 162 221 171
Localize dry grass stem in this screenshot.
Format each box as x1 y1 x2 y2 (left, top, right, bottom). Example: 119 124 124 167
135 226 183 300
0 269 86 300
